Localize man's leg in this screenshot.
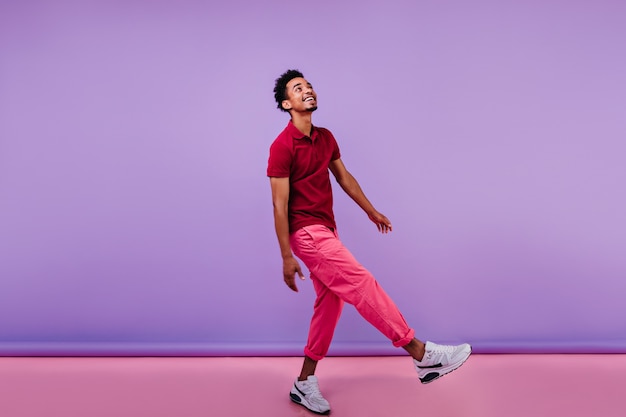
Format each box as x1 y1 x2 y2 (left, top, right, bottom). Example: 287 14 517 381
289 232 343 415
289 278 340 415
297 275 343 378
302 274 344 367
403 338 426 361
298 356 319 381
293 226 415 347
292 225 471 384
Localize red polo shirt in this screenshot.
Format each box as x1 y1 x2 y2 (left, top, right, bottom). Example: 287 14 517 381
267 121 341 233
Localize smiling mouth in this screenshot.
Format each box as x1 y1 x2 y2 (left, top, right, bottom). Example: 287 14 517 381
304 97 315 102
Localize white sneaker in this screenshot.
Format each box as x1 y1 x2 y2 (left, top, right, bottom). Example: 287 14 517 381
289 375 331 415
413 341 472 384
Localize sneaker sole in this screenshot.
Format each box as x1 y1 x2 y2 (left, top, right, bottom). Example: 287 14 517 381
420 346 472 384
289 393 331 415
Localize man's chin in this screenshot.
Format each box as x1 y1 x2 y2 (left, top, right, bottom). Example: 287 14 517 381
306 106 318 112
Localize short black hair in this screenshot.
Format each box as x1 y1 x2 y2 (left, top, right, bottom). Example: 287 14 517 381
274 69 304 112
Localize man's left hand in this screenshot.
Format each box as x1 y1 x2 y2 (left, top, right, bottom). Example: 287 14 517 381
368 211 393 234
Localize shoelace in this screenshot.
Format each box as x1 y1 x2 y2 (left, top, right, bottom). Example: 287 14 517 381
301 380 325 402
432 344 455 354
305 382 322 396
425 344 455 361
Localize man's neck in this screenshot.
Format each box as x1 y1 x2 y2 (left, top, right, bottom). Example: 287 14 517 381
290 112 313 137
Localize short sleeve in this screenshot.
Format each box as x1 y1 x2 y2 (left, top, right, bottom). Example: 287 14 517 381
326 129 341 161
267 141 292 177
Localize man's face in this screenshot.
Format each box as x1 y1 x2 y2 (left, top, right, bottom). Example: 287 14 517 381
282 77 317 113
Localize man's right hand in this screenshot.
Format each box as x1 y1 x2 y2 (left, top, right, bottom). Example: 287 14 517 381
283 256 305 292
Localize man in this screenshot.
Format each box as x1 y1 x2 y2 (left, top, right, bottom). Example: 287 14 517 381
267 69 471 415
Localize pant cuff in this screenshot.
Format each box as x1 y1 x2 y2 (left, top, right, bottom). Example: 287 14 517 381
392 328 415 348
304 347 325 361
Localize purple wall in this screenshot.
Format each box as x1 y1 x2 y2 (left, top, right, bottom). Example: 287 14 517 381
1 0 625 356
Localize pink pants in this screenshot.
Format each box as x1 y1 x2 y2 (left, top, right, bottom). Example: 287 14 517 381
290 224 415 361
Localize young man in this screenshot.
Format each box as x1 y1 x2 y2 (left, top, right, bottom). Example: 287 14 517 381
267 69 471 415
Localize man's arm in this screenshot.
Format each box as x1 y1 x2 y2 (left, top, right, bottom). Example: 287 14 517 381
269 176 305 291
328 158 392 233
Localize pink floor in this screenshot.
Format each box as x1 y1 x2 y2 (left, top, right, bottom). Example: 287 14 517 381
1 355 624 417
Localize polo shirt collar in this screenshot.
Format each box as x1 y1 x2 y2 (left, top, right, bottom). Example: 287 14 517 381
287 120 318 141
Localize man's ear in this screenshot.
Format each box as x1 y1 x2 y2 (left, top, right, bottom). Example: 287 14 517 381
282 100 291 110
